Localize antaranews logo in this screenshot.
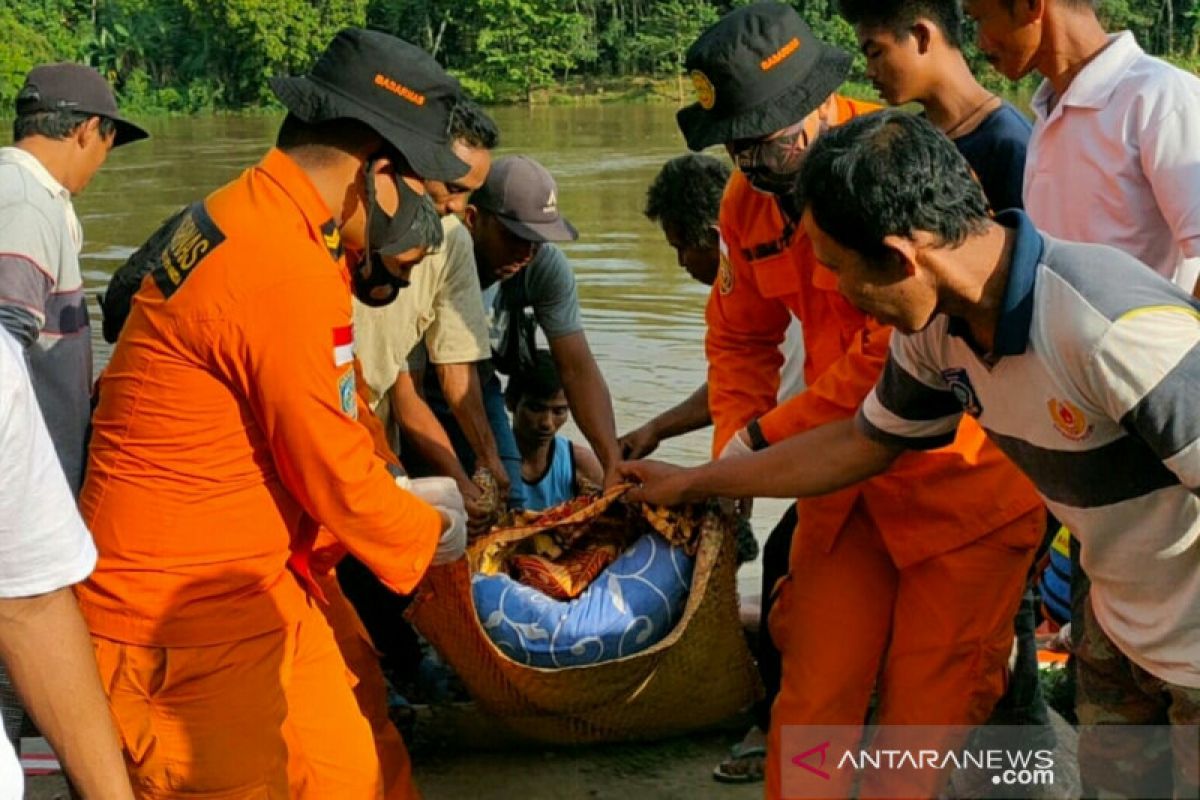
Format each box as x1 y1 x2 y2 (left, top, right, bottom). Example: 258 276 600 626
780 725 1059 800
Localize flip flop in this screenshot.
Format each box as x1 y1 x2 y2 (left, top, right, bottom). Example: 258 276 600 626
712 743 767 784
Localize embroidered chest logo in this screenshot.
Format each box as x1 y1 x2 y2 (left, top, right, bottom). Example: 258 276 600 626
151 202 226 299
941 367 983 417
1048 398 1093 441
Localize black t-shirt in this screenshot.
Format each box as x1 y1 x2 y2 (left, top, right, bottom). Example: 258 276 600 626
953 101 1032 214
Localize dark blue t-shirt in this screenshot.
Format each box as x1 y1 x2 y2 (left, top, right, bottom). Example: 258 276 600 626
952 101 1031 213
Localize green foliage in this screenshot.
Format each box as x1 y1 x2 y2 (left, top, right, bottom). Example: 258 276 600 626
0 0 1195 112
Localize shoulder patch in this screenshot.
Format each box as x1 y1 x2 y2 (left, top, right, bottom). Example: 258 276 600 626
338 368 358 419
320 219 343 261
150 202 226 299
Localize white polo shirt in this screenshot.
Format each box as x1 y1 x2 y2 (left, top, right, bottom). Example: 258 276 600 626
1024 31 1200 289
859 211 1200 688
0 327 97 798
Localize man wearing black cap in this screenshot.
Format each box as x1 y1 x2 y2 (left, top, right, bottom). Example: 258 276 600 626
675 4 1044 797
76 30 470 798
459 154 621 498
0 62 148 772
0 63 148 496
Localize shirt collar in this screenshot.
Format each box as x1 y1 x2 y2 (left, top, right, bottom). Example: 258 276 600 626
255 148 343 261
0 146 71 200
991 210 1045 357
1031 31 1141 119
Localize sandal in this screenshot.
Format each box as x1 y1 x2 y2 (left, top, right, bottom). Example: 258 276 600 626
712 743 767 784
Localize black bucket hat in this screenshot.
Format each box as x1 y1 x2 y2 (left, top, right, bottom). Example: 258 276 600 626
270 28 469 182
677 2 852 151
17 63 149 147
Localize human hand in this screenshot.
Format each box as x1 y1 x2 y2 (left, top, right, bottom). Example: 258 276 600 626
478 455 512 498
397 476 468 564
619 423 661 460
617 459 696 506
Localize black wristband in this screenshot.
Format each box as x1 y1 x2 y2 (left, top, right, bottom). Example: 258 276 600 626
745 418 769 451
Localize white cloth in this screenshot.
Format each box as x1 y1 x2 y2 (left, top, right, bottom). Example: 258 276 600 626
777 315 806 401
0 326 97 798
395 475 467 565
1024 31 1200 289
718 429 755 460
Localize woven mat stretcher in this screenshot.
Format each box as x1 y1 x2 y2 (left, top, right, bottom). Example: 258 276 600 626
406 485 763 744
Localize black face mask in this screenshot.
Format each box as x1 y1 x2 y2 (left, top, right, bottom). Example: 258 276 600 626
353 156 428 307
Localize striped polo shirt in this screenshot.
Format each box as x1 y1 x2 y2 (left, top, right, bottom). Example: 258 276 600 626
858 210 1200 688
0 147 91 495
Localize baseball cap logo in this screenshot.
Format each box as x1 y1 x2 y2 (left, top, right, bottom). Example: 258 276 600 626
373 73 426 106
542 189 557 215
792 740 832 780
690 70 716 110
761 37 801 71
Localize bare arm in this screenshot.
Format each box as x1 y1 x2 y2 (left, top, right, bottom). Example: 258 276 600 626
619 382 711 459
571 443 606 488
433 361 510 496
548 331 621 476
389 369 474 493
619 417 901 506
0 588 134 800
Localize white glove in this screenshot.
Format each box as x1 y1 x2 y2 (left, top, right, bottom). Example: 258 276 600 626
719 429 755 460
396 475 467 565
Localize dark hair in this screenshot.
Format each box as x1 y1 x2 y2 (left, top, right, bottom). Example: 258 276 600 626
448 99 499 150
505 349 562 409
795 109 989 262
644 154 731 250
840 0 965 49
275 112 381 157
13 110 117 143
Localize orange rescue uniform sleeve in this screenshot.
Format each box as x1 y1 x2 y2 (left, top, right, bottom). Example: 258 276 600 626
226 268 440 595
756 267 893 446
706 206 793 457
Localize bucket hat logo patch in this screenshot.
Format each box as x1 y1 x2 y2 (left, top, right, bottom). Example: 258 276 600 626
691 70 716 110
761 37 800 71
373 73 426 106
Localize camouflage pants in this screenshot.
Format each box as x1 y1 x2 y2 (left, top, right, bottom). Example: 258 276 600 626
1076 596 1200 798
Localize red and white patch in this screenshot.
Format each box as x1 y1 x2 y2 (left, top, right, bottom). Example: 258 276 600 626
333 324 354 367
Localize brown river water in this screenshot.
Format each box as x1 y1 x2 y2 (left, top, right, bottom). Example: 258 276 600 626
73 104 791 595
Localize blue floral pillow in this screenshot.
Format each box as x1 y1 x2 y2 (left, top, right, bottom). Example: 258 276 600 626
471 533 694 668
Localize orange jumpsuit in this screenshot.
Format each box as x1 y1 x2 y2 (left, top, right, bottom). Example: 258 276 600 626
80 148 440 799
707 97 1045 799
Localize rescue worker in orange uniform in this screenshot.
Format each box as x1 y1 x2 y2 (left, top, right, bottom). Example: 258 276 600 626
79 30 470 799
676 6 1045 798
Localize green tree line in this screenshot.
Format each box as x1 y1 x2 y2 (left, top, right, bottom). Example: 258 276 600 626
2 0 1198 111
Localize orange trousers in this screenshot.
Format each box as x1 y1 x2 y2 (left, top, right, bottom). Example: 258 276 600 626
93 598 385 799
766 502 1043 800
316 570 420 800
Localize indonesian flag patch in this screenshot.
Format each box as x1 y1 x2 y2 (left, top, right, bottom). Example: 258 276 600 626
333 324 354 367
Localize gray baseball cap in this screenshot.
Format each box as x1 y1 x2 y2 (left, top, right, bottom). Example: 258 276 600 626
17 63 149 147
471 155 578 242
